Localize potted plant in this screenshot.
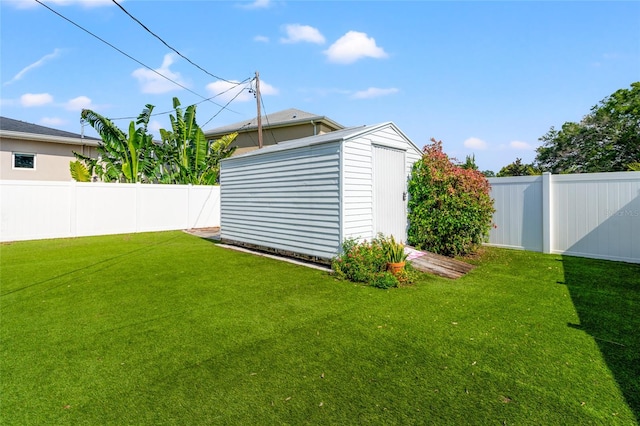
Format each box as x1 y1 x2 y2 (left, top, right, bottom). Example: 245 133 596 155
383 235 408 276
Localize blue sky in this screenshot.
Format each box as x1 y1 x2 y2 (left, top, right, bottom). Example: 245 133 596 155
1 0 638 172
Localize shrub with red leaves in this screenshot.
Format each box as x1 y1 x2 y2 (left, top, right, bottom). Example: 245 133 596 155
408 138 495 257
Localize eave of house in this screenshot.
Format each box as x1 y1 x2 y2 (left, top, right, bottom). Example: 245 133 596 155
204 115 344 138
0 130 100 147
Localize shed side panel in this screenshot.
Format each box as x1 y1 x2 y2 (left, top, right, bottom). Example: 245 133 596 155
342 136 374 241
220 142 341 260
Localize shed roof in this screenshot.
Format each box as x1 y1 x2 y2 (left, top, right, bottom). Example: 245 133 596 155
223 121 422 160
204 108 344 136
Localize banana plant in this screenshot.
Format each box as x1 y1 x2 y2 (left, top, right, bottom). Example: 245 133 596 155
158 97 237 185
74 105 157 183
69 160 91 182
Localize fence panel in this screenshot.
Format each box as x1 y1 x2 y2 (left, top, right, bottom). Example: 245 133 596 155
488 172 640 263
0 181 220 242
488 176 543 252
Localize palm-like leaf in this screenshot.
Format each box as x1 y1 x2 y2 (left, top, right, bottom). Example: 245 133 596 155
80 106 156 183
627 162 640 171
69 160 91 182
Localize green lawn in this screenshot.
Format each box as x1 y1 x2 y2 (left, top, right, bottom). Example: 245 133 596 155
1 231 638 425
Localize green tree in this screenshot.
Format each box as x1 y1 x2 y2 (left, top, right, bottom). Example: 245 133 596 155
407 139 495 257
461 154 478 171
535 82 640 173
497 158 539 177
482 170 496 178
74 106 157 183
158 97 237 185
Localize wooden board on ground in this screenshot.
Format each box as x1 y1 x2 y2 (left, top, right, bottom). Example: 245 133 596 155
406 247 475 279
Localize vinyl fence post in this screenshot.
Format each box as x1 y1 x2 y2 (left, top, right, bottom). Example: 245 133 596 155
542 172 552 254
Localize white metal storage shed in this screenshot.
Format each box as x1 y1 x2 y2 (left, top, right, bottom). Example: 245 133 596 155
219 122 423 263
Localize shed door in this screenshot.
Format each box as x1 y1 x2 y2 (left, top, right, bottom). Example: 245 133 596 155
373 145 407 242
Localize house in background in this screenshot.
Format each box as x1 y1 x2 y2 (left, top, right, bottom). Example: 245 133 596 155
0 117 100 181
204 108 344 156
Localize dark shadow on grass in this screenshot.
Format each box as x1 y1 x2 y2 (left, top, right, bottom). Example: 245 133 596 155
561 255 640 421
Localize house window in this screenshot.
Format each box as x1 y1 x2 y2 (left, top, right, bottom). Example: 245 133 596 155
13 153 36 170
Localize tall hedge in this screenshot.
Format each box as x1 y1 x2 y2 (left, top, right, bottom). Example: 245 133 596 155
407 139 495 257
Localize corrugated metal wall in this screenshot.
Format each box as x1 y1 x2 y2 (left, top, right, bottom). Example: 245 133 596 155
220 123 424 261
220 142 342 260
341 136 373 241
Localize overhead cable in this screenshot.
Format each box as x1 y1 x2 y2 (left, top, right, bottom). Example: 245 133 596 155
260 95 278 145
109 77 252 122
111 0 236 84
35 0 240 114
202 80 255 128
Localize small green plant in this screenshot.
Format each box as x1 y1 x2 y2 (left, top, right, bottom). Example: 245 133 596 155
331 237 387 284
382 235 408 263
371 271 399 289
332 235 417 288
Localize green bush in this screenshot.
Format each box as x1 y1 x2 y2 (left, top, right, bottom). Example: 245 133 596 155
407 139 495 257
332 236 418 288
331 237 387 284
371 271 399 289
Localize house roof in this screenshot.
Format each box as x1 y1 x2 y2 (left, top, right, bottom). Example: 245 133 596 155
204 108 344 136
223 122 422 161
0 116 101 146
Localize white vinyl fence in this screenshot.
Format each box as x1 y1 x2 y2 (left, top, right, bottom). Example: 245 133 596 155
488 172 640 263
0 180 220 243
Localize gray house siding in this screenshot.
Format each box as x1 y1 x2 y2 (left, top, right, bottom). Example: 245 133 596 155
220 142 342 260
220 122 423 263
341 136 374 241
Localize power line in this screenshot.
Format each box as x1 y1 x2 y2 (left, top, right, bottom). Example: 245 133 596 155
111 0 236 84
109 77 252 122
202 80 254 128
260 94 278 146
35 0 239 114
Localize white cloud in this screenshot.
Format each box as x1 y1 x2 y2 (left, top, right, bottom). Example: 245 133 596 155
351 87 399 99
463 137 488 150
132 54 188 94
280 24 325 44
206 80 278 103
324 31 388 64
65 96 94 111
254 35 270 43
4 48 62 86
148 120 163 136
239 0 271 9
40 117 66 126
510 140 532 150
21 93 54 107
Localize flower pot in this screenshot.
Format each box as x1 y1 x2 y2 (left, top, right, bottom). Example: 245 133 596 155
387 261 405 276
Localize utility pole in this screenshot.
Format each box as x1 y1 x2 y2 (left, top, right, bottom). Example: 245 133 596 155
255 71 263 149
